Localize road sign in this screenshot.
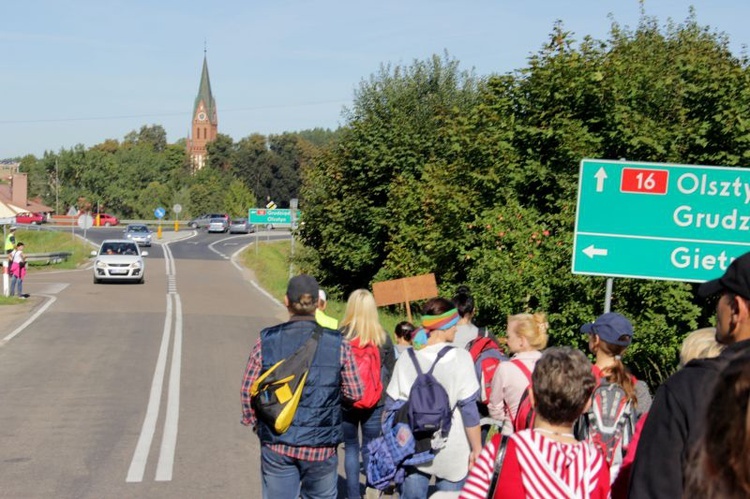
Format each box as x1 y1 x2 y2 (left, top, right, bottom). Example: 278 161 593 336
266 200 277 210
78 214 94 230
249 208 300 225
154 207 166 219
573 159 750 282
173 204 182 214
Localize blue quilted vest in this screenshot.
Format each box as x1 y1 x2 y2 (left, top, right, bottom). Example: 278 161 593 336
257 318 343 446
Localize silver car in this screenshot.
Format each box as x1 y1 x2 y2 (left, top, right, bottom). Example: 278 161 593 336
229 218 254 234
91 239 148 284
207 217 228 233
123 224 153 247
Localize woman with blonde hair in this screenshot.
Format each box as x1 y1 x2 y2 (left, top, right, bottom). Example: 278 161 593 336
487 312 548 434
339 289 395 499
680 327 724 367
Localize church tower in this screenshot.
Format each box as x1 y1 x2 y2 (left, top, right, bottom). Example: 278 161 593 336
187 52 218 171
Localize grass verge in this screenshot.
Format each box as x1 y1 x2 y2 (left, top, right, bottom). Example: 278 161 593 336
241 240 408 335
16 228 94 270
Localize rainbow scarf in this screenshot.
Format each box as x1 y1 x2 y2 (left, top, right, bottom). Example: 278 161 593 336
413 309 460 349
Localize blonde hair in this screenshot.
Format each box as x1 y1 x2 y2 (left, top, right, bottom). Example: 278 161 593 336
340 289 386 347
508 312 549 350
680 328 725 367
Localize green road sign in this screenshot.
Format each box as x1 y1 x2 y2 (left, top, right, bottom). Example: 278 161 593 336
249 208 300 225
573 159 750 282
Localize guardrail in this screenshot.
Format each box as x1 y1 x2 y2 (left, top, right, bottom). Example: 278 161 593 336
25 251 72 265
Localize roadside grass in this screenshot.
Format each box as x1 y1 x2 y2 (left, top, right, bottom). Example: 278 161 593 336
14 228 94 270
241 240 408 335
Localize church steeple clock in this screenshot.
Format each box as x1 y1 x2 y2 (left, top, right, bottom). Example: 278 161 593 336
187 51 218 171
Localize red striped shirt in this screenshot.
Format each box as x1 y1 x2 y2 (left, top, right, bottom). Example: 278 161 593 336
460 430 610 499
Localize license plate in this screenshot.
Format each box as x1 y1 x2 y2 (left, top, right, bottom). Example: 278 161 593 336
109 269 128 275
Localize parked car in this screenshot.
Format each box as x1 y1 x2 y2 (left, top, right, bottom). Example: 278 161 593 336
91 239 147 284
229 218 254 234
95 213 119 226
188 213 229 229
15 212 45 225
123 224 153 246
207 217 229 233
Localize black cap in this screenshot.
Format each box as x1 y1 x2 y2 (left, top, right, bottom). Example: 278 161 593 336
698 252 750 300
286 274 319 304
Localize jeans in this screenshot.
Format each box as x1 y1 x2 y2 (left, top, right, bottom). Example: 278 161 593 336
400 467 465 499
10 275 23 297
342 405 384 498
260 446 338 499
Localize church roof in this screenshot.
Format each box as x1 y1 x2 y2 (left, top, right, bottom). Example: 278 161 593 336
193 55 217 122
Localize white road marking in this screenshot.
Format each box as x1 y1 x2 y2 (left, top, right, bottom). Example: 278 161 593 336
126 293 173 483
126 240 183 483
0 294 57 347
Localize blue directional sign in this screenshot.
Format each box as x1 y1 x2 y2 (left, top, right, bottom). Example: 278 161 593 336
573 159 750 282
154 207 166 219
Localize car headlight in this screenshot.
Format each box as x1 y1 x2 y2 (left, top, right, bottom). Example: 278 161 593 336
126 234 132 239
95 260 107 268
130 260 143 269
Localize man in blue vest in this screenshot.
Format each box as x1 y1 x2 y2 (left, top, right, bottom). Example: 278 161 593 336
241 274 363 499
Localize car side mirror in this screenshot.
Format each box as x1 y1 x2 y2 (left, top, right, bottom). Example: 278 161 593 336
141 251 149 257
90 250 97 256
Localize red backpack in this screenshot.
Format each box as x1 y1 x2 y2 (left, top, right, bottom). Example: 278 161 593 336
510 359 535 431
466 337 507 404
350 337 384 409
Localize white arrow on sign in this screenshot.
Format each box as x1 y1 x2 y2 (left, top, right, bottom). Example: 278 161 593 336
594 167 608 192
583 244 608 258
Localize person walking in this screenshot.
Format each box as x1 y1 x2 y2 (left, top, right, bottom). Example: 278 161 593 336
487 312 549 434
241 274 364 499
8 242 26 298
339 289 396 499
386 297 483 498
629 251 750 498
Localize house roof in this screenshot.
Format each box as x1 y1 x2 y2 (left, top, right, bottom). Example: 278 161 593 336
0 184 53 213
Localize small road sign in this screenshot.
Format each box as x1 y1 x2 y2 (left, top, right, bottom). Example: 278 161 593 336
78 214 94 230
154 207 166 219
265 201 277 210
172 204 182 214
573 159 750 282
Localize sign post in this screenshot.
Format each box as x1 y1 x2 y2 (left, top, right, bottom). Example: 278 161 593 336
573 159 750 284
154 207 166 239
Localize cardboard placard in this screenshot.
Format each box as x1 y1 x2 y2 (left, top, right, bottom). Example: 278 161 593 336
372 273 438 322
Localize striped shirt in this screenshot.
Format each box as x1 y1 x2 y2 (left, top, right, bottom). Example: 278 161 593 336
461 430 610 499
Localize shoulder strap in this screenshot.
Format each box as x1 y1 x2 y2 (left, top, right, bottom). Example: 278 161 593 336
487 434 510 497
407 347 424 376
428 346 453 375
511 359 533 382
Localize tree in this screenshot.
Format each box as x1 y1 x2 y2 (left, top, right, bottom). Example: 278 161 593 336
224 179 256 218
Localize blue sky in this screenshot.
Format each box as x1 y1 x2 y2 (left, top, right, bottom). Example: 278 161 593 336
2 0 749 159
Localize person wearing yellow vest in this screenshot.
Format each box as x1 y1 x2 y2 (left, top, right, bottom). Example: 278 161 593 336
315 289 339 329
5 226 16 254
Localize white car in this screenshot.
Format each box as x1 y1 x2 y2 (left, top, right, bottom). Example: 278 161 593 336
92 239 148 284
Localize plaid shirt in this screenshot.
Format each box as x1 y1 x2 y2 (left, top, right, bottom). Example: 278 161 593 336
241 321 363 461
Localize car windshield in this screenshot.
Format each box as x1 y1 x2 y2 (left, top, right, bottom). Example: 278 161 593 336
101 243 138 255
210 218 224 223
128 225 149 232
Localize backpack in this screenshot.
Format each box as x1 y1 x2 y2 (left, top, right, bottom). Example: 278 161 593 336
406 346 454 438
574 378 637 472
510 359 535 432
466 336 507 405
350 337 383 409
249 327 322 434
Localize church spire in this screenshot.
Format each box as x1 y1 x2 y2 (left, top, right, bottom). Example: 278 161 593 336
187 51 219 171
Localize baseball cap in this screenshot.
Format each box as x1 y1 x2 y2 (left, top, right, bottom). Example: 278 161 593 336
580 312 634 347
698 252 750 300
9 226 16 231
286 274 319 304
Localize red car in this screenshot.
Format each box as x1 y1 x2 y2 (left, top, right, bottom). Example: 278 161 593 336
95 213 119 227
15 212 45 225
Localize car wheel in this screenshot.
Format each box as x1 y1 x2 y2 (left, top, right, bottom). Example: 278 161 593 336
93 276 100 284
189 222 198 229
139 277 145 284
104 222 111 227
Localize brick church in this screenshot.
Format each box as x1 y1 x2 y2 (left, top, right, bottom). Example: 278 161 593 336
186 53 218 170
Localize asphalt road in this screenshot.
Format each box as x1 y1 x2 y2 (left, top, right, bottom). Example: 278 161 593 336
0 228 311 498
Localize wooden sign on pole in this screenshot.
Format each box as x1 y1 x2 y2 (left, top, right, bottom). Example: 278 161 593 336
372 273 439 323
